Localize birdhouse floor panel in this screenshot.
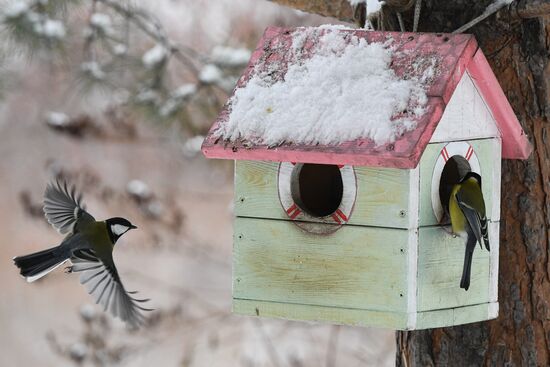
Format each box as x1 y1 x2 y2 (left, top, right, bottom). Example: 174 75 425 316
233 299 498 331
414 301 498 330
235 160 412 229
233 217 409 312
233 298 409 330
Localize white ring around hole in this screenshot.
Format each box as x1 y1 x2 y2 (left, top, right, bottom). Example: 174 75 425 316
278 163 357 234
431 141 481 223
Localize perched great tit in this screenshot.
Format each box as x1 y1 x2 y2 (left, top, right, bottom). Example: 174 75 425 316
449 172 490 291
13 180 151 327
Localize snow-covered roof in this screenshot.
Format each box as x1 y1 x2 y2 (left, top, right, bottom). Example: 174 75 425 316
202 27 531 168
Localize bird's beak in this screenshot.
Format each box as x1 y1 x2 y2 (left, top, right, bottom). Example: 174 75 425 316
130 224 138 230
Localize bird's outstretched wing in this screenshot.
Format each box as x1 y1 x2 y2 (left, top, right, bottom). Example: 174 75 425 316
69 249 152 328
43 180 95 234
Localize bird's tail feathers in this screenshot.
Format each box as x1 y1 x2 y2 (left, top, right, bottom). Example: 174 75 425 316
481 218 490 251
460 235 477 291
13 246 69 282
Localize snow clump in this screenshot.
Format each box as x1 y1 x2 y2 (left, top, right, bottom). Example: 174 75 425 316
216 27 431 146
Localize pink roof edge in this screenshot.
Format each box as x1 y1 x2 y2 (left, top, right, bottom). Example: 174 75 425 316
202 27 532 168
467 49 532 160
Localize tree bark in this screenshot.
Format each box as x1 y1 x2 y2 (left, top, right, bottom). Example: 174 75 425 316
511 0 550 19
269 0 549 365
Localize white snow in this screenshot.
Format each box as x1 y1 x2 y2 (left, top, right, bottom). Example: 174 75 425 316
182 135 205 157
142 44 168 68
113 44 128 56
90 13 113 34
69 343 88 362
80 61 105 80
79 304 97 322
45 111 69 127
172 83 197 99
42 19 66 39
216 28 430 147
199 64 223 84
211 46 252 67
127 180 152 200
159 84 197 117
135 88 160 104
4 1 29 18
32 17 66 39
348 0 383 14
159 100 180 117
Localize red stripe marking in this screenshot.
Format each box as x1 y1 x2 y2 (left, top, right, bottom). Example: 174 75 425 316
289 208 301 220
286 203 297 215
335 209 348 222
441 147 449 162
331 213 342 224
466 146 473 161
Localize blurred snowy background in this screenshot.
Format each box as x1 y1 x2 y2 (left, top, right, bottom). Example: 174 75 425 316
0 0 394 366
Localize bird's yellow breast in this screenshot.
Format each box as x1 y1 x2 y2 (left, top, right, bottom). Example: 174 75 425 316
449 184 467 236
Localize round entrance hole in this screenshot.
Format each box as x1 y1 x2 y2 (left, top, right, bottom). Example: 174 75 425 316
439 155 472 214
290 163 343 218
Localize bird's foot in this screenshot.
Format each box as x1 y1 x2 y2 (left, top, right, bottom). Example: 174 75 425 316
64 266 73 273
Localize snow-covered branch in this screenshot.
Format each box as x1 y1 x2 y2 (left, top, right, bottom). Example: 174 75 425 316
0 0 252 135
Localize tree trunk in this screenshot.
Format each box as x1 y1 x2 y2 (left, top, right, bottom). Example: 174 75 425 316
270 0 549 365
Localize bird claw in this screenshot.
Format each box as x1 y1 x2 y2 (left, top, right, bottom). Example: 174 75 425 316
64 266 73 273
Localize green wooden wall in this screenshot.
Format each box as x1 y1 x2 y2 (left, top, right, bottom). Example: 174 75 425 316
233 217 409 312
416 226 491 312
235 161 412 229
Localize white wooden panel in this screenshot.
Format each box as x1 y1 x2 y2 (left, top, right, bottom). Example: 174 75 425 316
430 73 500 143
407 166 419 329
491 137 502 221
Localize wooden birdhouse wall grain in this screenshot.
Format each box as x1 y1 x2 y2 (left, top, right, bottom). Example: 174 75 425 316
202 27 532 330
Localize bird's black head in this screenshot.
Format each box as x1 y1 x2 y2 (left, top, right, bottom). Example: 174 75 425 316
106 217 137 244
461 171 482 188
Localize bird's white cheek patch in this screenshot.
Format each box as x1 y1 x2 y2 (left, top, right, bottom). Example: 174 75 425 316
111 224 129 236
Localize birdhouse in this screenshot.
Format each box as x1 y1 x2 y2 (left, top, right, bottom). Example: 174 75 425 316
201 26 532 330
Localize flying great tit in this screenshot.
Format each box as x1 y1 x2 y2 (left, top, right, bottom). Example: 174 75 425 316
449 172 490 291
13 180 151 327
